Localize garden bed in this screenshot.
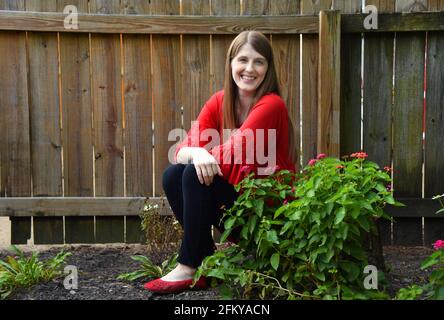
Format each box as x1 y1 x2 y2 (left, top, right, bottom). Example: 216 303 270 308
0 244 435 300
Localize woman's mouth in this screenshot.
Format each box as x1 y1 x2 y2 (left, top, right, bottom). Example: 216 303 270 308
241 75 256 81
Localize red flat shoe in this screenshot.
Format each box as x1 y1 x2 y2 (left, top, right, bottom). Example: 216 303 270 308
143 276 207 294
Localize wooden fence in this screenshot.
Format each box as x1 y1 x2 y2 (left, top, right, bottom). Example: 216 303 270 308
0 0 443 246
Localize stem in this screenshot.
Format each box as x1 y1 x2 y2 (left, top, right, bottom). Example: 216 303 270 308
251 271 316 299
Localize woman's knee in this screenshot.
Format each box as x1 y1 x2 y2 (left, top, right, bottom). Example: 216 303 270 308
162 164 185 192
182 164 201 187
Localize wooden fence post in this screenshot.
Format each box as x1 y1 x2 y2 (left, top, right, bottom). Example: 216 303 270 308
318 10 341 157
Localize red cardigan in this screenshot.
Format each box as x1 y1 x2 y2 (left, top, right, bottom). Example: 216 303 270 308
175 90 295 186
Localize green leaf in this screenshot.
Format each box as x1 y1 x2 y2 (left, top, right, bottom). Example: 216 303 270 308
334 207 346 225
266 230 279 244
270 253 280 271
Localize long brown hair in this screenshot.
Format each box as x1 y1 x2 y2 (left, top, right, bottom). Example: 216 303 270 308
222 31 298 165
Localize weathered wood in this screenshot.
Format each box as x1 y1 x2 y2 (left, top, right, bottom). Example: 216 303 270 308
396 0 427 12
0 0 31 245
58 0 94 244
301 1 331 165
317 10 341 157
33 216 64 244
10 216 31 244
210 1 238 93
242 0 269 15
95 216 124 243
126 215 146 243
26 0 63 245
182 1 211 133
393 218 423 246
424 32 444 198
152 0 181 196
428 0 444 11
0 197 146 216
363 33 394 168
270 0 300 15
0 11 320 34
90 0 124 243
122 0 152 244
385 198 443 217
366 0 395 13
424 218 444 247
393 32 424 198
301 0 333 15
65 216 95 243
337 1 362 157
122 4 153 197
342 12 444 32
270 1 301 168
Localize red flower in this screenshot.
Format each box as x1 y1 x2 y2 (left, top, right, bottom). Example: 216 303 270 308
316 153 327 160
351 151 368 159
283 200 288 205
308 159 317 166
336 165 344 169
433 240 444 250
384 166 392 172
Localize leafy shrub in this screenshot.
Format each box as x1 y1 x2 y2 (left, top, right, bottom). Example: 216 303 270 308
0 245 71 299
195 153 402 299
140 203 183 257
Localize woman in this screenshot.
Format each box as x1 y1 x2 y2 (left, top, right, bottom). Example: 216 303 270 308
144 31 297 294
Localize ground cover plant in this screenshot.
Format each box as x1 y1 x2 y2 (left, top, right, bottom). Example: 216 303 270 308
0 245 71 299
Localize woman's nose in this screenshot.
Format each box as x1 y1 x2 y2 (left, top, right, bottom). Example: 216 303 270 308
245 61 254 71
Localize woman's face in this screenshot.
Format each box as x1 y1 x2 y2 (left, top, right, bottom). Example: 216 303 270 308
231 43 268 96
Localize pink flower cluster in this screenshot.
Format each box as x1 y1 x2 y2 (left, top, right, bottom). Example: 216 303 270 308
433 240 444 250
350 152 368 159
308 153 327 166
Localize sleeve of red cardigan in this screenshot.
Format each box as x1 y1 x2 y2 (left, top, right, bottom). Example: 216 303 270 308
209 94 288 185
174 92 221 162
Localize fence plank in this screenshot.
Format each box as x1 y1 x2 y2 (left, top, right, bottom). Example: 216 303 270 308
337 1 362 157
0 197 145 216
26 0 63 245
0 0 31 244
363 33 393 168
392 0 426 246
317 10 341 157
270 1 301 168
90 0 124 243
364 0 395 246
210 0 238 93
301 0 331 165
122 0 152 243
58 0 94 244
152 0 181 196
428 0 444 10
242 0 269 15
182 1 211 133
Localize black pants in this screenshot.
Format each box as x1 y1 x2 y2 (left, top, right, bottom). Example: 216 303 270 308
162 164 239 268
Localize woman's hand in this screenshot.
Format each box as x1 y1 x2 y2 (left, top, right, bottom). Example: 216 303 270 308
191 148 223 186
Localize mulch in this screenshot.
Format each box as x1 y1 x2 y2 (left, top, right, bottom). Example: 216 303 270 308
0 244 436 300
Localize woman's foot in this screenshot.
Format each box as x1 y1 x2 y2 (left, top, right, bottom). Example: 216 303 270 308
143 263 207 294
161 263 196 281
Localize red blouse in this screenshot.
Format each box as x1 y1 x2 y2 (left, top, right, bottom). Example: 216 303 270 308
175 90 295 185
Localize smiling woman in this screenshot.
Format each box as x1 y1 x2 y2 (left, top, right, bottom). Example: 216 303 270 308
144 31 298 295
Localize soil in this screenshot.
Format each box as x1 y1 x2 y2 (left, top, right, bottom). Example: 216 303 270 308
0 244 436 300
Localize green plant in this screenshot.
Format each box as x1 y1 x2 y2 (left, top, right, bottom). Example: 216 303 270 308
196 152 402 300
140 203 183 256
117 253 178 281
0 245 71 299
